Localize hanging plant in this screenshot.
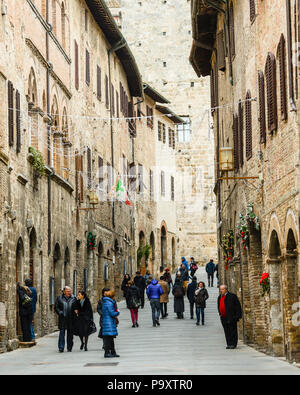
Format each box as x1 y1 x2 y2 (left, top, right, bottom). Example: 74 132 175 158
143 243 151 263
29 146 46 177
259 272 270 297
236 203 260 250
87 232 96 251
137 244 144 266
222 230 234 270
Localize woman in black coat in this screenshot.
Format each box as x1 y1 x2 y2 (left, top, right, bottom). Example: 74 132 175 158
17 283 33 342
125 280 141 328
121 274 131 298
74 291 94 351
194 281 209 326
172 277 185 319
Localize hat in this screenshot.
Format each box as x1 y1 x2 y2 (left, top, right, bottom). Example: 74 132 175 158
165 268 170 272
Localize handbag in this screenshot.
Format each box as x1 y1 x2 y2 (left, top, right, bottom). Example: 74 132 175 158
88 320 97 336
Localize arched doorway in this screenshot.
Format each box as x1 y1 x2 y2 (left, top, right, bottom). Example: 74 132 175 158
97 242 104 300
53 243 62 301
64 247 70 289
160 226 167 273
138 231 146 275
283 229 299 361
16 238 24 338
268 229 284 357
150 232 155 275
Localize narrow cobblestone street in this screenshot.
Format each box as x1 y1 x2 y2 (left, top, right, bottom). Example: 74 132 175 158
0 268 299 375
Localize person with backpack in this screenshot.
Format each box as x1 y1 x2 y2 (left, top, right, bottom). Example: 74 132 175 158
187 276 198 319
190 258 198 277
24 278 37 341
17 282 33 342
206 259 216 287
134 271 146 308
158 276 169 318
146 278 163 327
172 275 185 319
121 274 131 298
126 280 141 327
194 281 209 326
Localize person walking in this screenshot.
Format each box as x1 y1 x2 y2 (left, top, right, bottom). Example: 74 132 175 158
172 276 185 319
181 256 189 272
121 274 131 298
194 281 209 326
144 270 152 284
102 290 120 358
187 276 198 319
179 263 190 292
125 280 141 327
17 282 33 342
206 259 216 287
146 275 153 287
189 258 198 277
215 264 219 287
24 279 37 341
73 290 94 351
97 287 110 350
158 276 169 318
162 267 173 291
54 286 77 353
134 271 146 308
146 278 163 327
218 285 242 349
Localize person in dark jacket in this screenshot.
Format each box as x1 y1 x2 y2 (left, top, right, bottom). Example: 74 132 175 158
172 277 185 319
24 279 37 341
54 286 77 353
134 272 146 308
126 280 141 327
189 258 198 277
178 263 190 291
162 268 173 291
215 264 219 286
17 282 33 342
187 276 198 319
146 279 163 327
206 259 216 287
97 288 110 350
218 285 243 349
102 290 120 358
121 274 131 298
74 290 94 351
194 281 209 325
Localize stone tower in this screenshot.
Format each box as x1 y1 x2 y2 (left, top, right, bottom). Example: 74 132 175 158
108 0 217 265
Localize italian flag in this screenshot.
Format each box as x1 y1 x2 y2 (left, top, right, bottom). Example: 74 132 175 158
115 177 131 206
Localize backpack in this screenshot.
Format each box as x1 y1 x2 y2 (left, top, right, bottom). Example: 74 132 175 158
173 286 184 298
191 263 198 271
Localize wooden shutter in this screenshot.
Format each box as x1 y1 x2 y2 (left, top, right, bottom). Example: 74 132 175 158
8 80 14 147
162 123 166 143
233 113 239 170
250 0 256 22
217 30 226 71
229 2 235 60
75 151 79 201
277 34 288 121
258 71 266 143
111 84 115 116
158 121 162 141
138 164 143 193
16 90 21 153
245 91 253 160
97 65 101 100
79 154 84 202
75 40 79 90
85 49 90 85
171 176 174 201
87 147 91 190
105 75 109 109
238 100 244 167
98 156 104 194
172 129 176 149
168 128 172 147
129 162 136 193
128 101 136 136
265 52 278 132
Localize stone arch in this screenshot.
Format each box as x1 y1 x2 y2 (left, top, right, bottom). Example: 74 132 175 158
28 67 38 106
51 95 62 174
284 209 299 250
62 106 70 179
267 213 284 254
53 243 62 300
64 247 70 288
28 68 39 150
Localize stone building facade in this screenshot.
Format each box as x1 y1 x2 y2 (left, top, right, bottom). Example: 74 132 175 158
0 0 179 353
190 0 300 362
108 0 217 266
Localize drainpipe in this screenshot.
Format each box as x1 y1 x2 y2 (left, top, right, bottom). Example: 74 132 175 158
108 39 127 228
46 0 52 256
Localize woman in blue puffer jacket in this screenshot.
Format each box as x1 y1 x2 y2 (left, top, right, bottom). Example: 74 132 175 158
101 290 120 358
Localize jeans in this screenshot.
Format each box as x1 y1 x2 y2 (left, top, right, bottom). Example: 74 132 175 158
58 328 74 351
189 302 196 318
30 313 35 340
130 308 138 324
160 302 167 317
207 273 214 287
150 299 161 323
196 307 205 324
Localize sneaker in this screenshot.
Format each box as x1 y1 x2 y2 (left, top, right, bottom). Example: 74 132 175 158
156 320 160 326
59 349 64 353
196 322 200 326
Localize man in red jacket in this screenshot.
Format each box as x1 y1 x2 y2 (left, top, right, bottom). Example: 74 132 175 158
218 285 242 349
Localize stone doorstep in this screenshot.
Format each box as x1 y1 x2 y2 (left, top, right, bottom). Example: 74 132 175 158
19 341 36 348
